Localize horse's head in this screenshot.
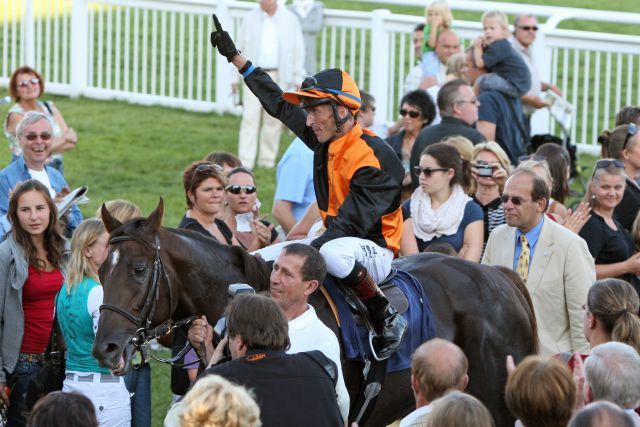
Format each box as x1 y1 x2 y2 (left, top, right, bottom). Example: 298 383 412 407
92 198 173 375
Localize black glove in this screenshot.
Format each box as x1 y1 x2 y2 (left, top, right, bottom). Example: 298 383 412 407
210 14 240 63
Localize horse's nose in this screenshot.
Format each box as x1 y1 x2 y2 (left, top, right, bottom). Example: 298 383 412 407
92 340 122 368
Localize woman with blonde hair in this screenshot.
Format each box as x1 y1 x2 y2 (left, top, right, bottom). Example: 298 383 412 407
599 123 640 231
505 356 575 427
471 141 510 244
442 135 475 194
56 218 131 426
180 375 261 427
578 160 640 288
94 199 142 223
427 391 494 427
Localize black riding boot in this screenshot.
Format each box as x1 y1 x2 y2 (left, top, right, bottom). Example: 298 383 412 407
342 262 408 360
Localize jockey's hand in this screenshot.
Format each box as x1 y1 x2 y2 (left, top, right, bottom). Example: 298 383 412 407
188 316 214 360
210 14 240 62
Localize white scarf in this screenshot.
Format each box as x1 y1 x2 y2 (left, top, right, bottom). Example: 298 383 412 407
410 184 471 242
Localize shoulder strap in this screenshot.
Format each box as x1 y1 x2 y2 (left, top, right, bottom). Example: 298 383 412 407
43 101 54 116
301 350 338 386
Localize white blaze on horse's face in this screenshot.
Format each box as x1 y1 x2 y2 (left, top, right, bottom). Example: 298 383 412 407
109 249 120 276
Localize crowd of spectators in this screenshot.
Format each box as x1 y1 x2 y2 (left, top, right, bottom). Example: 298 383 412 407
2 1 640 426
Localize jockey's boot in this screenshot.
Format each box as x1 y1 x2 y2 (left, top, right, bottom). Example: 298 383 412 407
342 261 408 360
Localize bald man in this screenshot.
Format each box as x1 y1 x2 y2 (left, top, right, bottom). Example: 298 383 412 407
399 338 469 427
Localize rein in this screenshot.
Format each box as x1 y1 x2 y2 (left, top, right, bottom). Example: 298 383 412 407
100 233 203 368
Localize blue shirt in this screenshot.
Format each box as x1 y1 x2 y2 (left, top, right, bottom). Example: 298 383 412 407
0 156 83 237
477 90 526 165
274 138 316 221
513 216 545 270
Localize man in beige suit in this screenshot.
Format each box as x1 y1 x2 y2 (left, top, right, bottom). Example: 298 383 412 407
482 169 595 356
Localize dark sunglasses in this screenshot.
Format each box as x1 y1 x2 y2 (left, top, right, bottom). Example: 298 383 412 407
517 25 538 31
18 77 40 88
622 123 638 151
24 132 52 141
500 195 529 206
518 154 546 162
191 163 222 181
225 185 257 195
413 166 449 177
595 159 625 169
400 109 421 118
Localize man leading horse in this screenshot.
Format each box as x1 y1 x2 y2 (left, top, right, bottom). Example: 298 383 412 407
210 15 407 360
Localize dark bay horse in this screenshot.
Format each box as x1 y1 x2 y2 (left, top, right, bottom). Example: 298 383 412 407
93 201 537 427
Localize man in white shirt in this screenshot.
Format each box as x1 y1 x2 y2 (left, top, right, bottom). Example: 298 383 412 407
269 243 350 422
399 338 468 427
235 0 306 169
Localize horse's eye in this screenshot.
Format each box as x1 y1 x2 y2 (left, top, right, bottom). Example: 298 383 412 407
133 265 146 276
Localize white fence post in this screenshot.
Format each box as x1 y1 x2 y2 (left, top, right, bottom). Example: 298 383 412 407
23 0 36 66
370 9 391 125
215 0 233 114
70 0 88 97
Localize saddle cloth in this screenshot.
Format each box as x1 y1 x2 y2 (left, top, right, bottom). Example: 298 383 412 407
322 269 436 372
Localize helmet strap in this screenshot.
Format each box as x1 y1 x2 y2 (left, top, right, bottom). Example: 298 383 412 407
330 101 351 134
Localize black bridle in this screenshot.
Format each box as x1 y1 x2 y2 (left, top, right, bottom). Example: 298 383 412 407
100 232 201 367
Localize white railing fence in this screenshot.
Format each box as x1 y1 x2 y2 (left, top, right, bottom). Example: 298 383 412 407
1 0 640 153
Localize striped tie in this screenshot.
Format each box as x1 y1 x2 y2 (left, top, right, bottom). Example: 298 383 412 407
516 235 530 282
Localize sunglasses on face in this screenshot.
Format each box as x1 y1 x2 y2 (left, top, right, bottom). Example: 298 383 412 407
500 195 529 206
622 123 638 151
23 132 52 141
225 185 257 195
18 77 40 88
518 25 539 31
413 166 449 177
400 109 421 118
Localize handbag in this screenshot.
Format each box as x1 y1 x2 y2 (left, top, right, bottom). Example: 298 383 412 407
25 306 66 410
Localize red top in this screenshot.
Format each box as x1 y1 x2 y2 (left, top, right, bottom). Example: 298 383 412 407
20 265 63 353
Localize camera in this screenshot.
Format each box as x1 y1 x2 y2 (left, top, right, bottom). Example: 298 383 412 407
213 284 256 339
475 160 494 177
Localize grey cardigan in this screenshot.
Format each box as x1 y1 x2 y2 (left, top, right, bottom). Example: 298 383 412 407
0 235 67 384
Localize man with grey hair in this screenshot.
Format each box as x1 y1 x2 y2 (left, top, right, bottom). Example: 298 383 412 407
0 111 83 237
569 401 635 427
584 342 640 424
511 14 563 136
482 168 594 355
410 79 486 189
399 338 469 427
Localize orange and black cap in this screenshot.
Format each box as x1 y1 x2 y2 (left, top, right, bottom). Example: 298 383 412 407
283 68 361 114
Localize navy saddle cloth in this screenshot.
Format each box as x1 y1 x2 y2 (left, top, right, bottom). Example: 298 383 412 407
323 269 436 372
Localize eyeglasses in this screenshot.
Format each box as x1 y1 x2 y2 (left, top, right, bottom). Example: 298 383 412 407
595 159 625 169
17 77 40 88
455 98 479 106
400 109 421 118
517 25 539 31
23 132 52 141
225 185 257 194
518 154 546 162
500 195 530 206
622 123 638 151
413 166 449 177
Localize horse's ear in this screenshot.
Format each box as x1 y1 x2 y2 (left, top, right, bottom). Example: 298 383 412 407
145 198 164 232
101 203 122 233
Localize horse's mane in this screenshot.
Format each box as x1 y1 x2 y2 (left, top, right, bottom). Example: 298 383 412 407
494 265 540 355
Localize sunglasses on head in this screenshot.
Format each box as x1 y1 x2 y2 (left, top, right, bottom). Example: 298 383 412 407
225 185 257 195
18 77 40 88
191 163 222 181
400 109 421 118
518 154 546 162
595 159 625 170
500 195 529 206
413 166 449 177
622 123 638 151
518 25 538 31
24 132 52 141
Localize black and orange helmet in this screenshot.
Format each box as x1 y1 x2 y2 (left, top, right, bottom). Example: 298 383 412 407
283 68 362 114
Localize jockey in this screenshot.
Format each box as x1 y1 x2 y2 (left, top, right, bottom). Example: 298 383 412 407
210 15 407 360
